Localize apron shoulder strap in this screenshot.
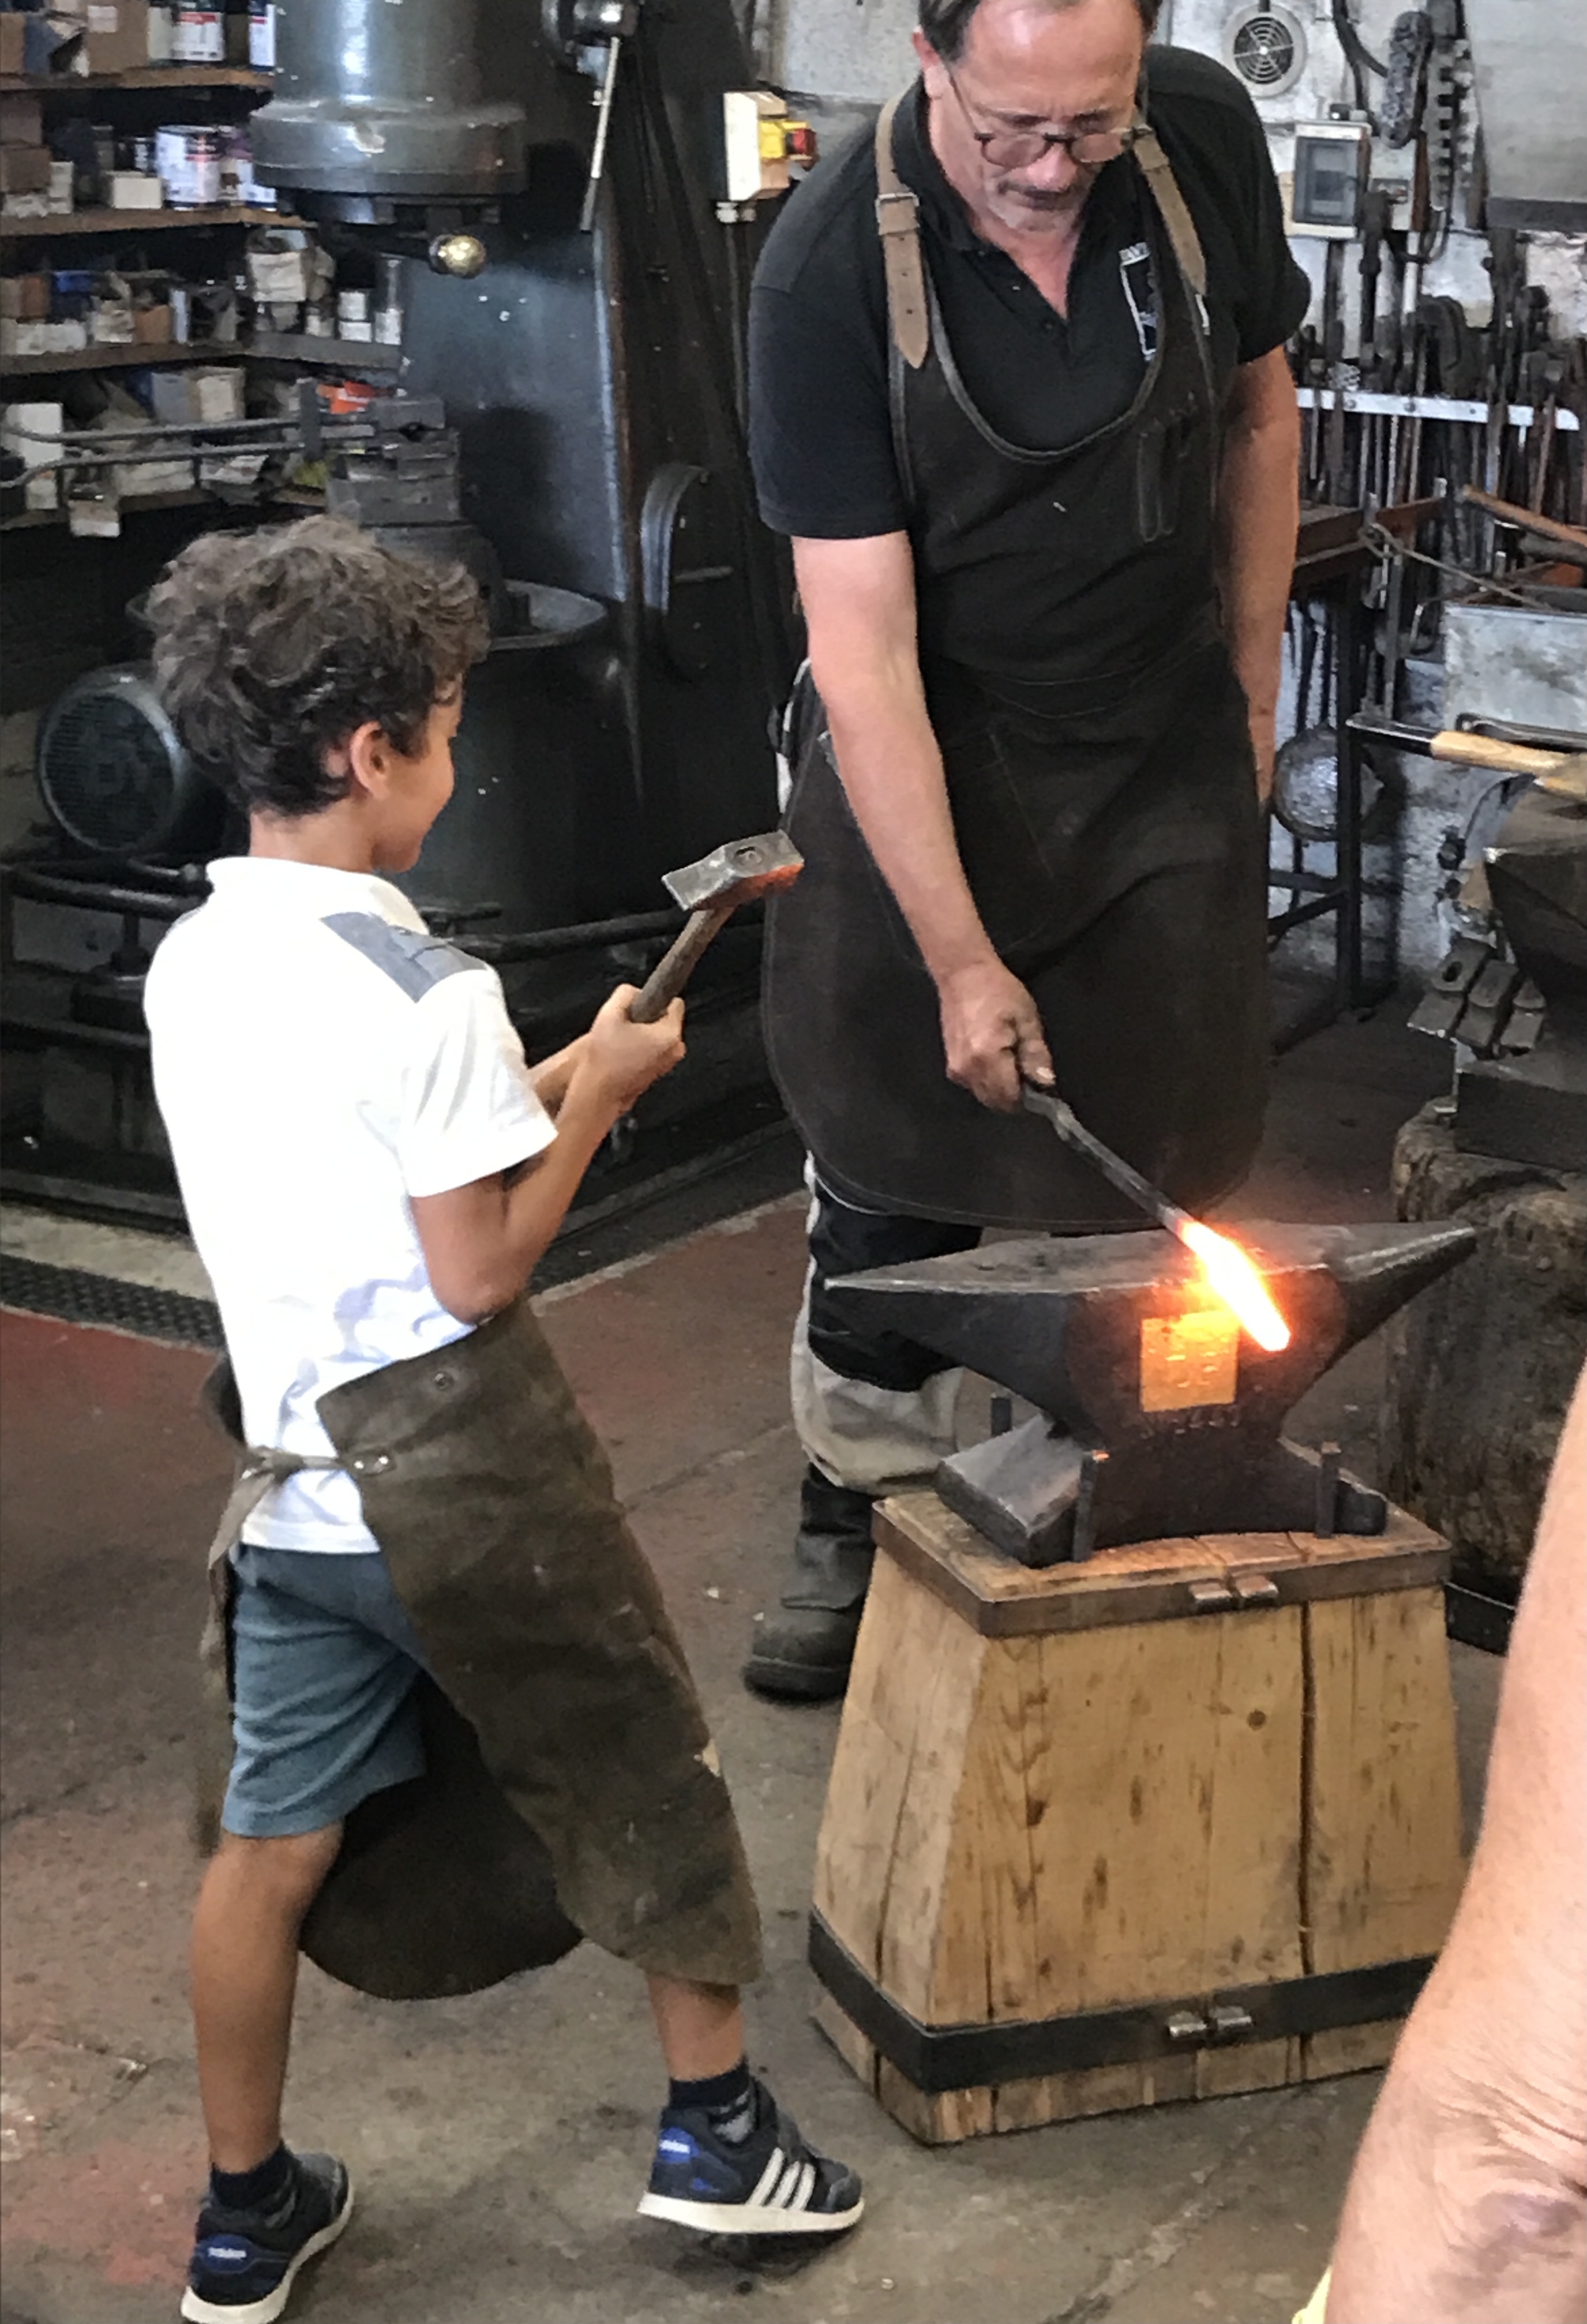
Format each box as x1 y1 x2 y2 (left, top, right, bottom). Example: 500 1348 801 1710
1130 121 1209 306
875 92 930 371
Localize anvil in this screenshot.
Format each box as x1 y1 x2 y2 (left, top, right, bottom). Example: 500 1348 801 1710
827 1221 1475 1565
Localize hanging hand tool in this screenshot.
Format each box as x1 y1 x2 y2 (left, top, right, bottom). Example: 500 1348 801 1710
1358 723 1587 804
573 0 640 232
1459 483 1587 564
1423 731 1587 804
628 830 802 1021
1322 241 1348 504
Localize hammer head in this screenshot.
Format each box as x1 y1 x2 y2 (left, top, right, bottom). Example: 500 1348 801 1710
663 830 803 913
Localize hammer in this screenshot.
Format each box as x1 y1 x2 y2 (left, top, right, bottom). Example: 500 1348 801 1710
1422 729 1587 806
1360 721 1587 806
629 831 803 1023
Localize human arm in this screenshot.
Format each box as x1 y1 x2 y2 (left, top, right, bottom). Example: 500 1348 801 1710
1214 344 1299 804
410 986 684 1321
1322 1362 1587 2322
527 1036 587 1118
792 530 1053 1112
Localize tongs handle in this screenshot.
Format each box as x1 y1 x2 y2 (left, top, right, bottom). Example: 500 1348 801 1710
1020 1079 1188 1234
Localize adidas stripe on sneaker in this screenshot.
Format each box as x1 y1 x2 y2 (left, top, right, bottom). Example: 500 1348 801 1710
639 2081 863 2237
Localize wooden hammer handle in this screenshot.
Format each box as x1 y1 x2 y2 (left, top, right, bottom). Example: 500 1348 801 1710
1460 483 1587 559
1430 730 1573 775
628 902 733 1023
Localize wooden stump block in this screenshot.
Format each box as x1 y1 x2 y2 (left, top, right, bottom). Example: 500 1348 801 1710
811 1492 1465 2143
1386 1099 1587 1600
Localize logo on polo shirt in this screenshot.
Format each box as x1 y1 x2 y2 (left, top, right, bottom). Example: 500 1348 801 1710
1119 241 1158 361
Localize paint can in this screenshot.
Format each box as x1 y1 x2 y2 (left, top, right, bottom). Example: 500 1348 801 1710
248 1 275 69
172 5 224 62
155 126 222 209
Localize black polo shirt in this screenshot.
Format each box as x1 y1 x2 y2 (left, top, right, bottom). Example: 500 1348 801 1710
749 46 1309 540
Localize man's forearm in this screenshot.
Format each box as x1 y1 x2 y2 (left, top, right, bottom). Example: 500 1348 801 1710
1324 1365 1587 2321
1215 350 1300 798
1324 1995 1587 2321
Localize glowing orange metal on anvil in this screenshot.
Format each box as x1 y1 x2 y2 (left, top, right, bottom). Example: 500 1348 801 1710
1021 1082 1290 1351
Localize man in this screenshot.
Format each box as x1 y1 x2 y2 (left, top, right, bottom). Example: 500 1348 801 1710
744 0 1307 1700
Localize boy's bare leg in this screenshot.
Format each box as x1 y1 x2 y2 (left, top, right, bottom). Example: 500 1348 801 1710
191 1825 342 2171
645 1974 746 2082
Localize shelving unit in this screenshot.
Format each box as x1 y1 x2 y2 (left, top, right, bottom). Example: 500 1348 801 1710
1 204 297 241
0 67 270 93
248 331 400 372
2 335 398 384
0 341 241 377
1 485 215 531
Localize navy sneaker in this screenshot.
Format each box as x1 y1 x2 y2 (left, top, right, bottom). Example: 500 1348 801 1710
180 2149 352 2323
639 2079 863 2237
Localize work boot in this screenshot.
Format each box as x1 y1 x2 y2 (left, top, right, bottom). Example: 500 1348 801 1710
743 1468 874 1702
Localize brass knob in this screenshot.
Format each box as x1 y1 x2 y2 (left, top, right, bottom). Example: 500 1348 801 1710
428 232 487 280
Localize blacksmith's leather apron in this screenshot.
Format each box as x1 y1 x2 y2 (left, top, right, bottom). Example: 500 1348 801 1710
763 92 1269 1229
197 1300 763 1999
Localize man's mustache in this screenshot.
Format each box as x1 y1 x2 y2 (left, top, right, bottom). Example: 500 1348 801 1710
992 172 1095 209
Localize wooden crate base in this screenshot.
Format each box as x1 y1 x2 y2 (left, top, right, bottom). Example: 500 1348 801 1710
811 1495 1461 2144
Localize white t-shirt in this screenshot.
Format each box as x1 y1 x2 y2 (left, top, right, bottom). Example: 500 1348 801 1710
144 858 556 1553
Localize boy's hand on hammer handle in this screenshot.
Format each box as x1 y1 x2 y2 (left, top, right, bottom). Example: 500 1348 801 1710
629 903 733 1023
581 983 686 1114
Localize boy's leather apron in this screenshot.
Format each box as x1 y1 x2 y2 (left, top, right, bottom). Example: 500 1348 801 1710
198 1299 763 1998
763 93 1269 1229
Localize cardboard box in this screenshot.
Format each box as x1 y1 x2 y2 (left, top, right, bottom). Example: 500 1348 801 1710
0 147 54 198
84 0 151 73
0 15 25 74
108 170 163 208
27 9 89 77
131 299 170 341
117 455 193 496
193 363 242 421
0 316 49 355
1 400 64 510
0 99 47 148
91 297 135 343
0 274 51 320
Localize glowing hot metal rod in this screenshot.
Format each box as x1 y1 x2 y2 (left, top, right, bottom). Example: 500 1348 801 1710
1021 1080 1290 1352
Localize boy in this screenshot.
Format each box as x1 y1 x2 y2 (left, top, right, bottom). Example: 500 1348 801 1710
142 517 861 2324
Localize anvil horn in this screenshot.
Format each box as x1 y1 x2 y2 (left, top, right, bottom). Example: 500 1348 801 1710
1322 1221 1479 1354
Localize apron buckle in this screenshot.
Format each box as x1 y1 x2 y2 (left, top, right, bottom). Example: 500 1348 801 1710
875 187 920 236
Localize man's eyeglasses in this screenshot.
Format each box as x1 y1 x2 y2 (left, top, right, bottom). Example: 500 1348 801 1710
943 65 1144 172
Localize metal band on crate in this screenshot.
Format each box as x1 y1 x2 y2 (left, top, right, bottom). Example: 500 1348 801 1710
809 1912 1434 2093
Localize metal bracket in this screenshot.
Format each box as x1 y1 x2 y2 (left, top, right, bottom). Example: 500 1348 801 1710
810 1912 1434 2093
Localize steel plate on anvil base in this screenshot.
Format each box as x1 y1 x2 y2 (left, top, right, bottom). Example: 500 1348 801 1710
827 1221 1476 1565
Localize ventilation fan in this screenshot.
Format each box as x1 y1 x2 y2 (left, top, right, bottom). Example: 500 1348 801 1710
36 665 224 861
1223 3 1308 99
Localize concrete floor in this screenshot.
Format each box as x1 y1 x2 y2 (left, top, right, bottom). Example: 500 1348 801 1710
0 1001 1502 2324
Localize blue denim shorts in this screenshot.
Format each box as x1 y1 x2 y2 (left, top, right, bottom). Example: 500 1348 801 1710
223 1544 430 1840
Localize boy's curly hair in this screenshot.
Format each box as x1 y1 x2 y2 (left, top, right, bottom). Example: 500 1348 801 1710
146 516 490 818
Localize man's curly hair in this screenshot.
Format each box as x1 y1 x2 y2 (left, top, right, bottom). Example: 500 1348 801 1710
146 516 490 819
